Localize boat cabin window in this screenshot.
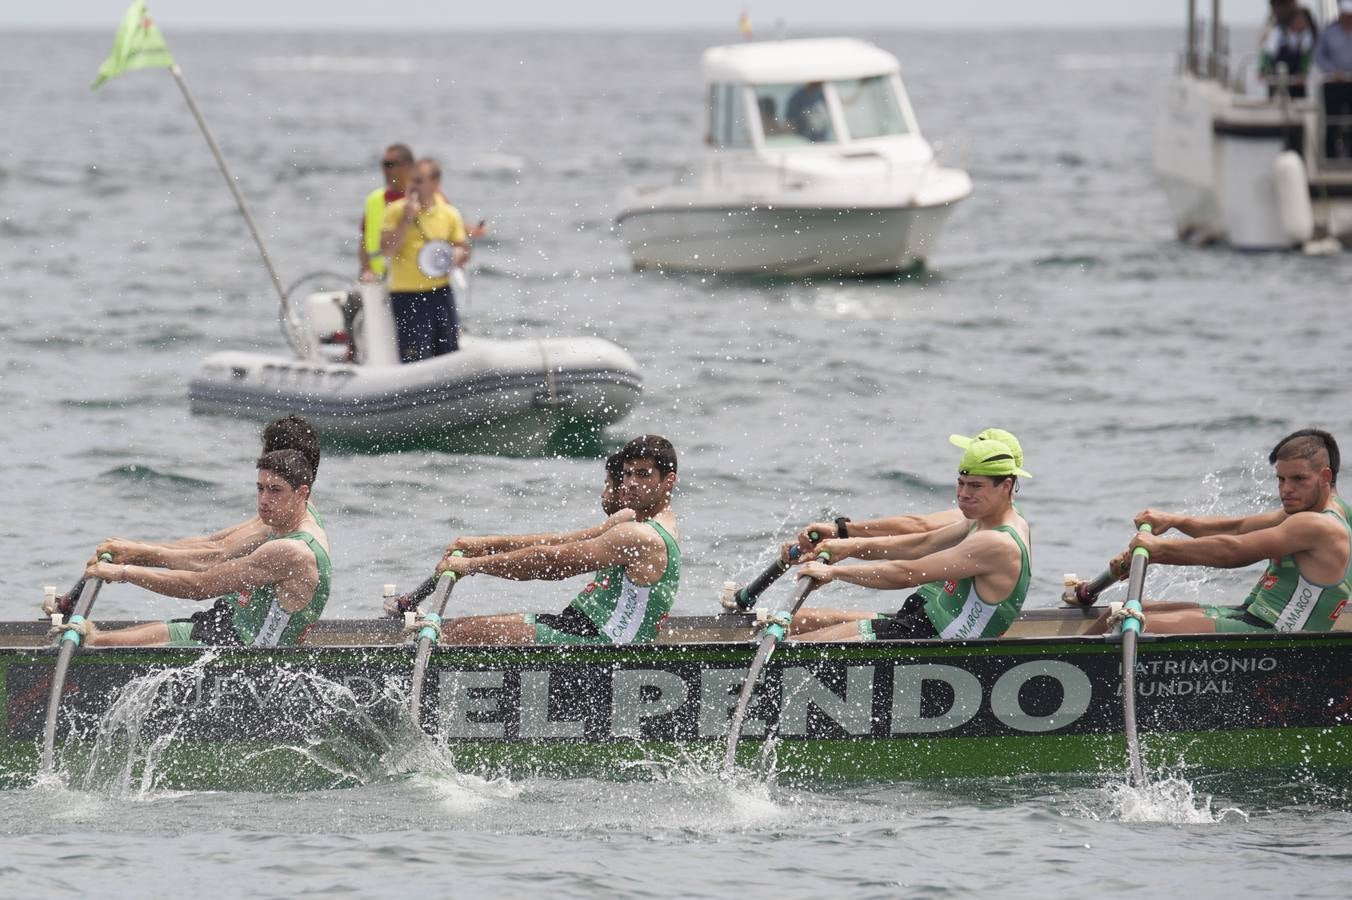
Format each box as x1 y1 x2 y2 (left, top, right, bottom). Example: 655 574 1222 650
753 83 836 145
835 75 908 139
708 83 752 148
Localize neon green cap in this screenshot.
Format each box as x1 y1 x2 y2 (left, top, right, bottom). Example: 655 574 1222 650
957 438 1032 479
949 428 1024 468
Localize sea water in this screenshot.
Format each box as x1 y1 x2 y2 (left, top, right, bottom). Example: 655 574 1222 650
2 25 1351 897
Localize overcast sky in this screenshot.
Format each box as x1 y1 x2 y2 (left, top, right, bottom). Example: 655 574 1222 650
6 0 1192 30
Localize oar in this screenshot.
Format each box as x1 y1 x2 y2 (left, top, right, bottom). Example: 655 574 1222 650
41 553 112 773
390 572 442 616
41 575 87 620
724 541 808 611
407 551 464 727
1118 524 1152 787
1061 568 1118 607
723 547 831 773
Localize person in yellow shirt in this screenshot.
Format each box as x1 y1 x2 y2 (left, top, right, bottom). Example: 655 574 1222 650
358 143 414 282
380 158 471 361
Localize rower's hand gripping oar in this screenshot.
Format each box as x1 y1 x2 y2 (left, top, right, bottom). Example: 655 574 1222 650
407 551 465 726
1117 524 1152 787
41 553 112 773
720 539 811 612
722 546 831 773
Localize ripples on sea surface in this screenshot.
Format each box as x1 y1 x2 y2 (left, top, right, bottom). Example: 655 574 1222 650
2 25 1351 897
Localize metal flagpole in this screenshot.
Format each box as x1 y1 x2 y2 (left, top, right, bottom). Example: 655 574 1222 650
167 63 308 357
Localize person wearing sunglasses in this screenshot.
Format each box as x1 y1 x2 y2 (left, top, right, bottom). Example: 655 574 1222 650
359 144 415 283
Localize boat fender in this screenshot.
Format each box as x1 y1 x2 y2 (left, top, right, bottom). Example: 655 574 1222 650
1273 150 1313 246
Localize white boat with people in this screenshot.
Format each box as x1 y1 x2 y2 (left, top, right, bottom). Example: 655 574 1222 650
188 274 643 452
1154 0 1352 251
613 37 973 276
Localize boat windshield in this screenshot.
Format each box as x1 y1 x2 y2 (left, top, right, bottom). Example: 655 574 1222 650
753 82 836 145
834 75 908 139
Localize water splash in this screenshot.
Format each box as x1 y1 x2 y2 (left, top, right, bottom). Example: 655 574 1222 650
57 654 453 797
1101 776 1249 824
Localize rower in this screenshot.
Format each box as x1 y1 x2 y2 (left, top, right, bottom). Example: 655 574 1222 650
784 427 1026 555
433 435 680 645
1132 429 1351 538
1089 431 1352 634
789 437 1032 642
93 415 321 573
80 450 331 647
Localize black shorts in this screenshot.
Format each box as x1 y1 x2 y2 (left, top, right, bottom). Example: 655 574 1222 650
868 593 940 640
532 606 603 638
170 598 243 646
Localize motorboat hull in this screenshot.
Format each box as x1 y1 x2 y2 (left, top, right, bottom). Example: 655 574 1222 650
188 336 643 453
614 200 961 276
7 609 1352 788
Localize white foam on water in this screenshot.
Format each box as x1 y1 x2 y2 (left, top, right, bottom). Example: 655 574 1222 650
416 769 522 815
1102 776 1249 824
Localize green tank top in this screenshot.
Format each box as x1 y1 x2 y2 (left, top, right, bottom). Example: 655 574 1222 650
568 521 680 643
917 525 1031 639
1336 495 1352 523
1242 509 1352 631
306 501 324 529
227 530 331 646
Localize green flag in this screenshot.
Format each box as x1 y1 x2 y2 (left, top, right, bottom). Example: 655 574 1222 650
91 0 176 89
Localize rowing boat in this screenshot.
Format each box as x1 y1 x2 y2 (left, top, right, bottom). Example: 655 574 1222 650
6 609 1351 789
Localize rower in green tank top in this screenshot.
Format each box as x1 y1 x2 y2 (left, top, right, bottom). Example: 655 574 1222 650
433 435 682 646
82 449 332 647
789 435 1033 642
1090 429 1352 635
82 414 323 577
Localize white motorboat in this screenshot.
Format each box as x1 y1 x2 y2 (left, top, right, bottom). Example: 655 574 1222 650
1154 0 1352 250
189 277 642 453
613 37 972 276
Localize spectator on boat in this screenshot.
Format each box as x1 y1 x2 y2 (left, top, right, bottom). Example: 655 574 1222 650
359 143 415 283
757 96 795 138
78 449 331 648
785 81 833 142
381 158 471 362
1091 432 1351 634
1261 0 1317 98
433 435 680 645
1316 1 1352 158
67 415 323 580
787 436 1032 642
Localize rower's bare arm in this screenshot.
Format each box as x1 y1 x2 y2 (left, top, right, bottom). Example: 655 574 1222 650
834 519 969 562
450 511 636 556
442 523 662 583
87 541 316 609
98 518 273 571
851 509 965 537
796 509 961 551
1135 507 1286 538
1135 513 1340 570
811 530 1012 591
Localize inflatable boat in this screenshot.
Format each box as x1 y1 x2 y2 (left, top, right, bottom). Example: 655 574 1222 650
188 277 643 453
